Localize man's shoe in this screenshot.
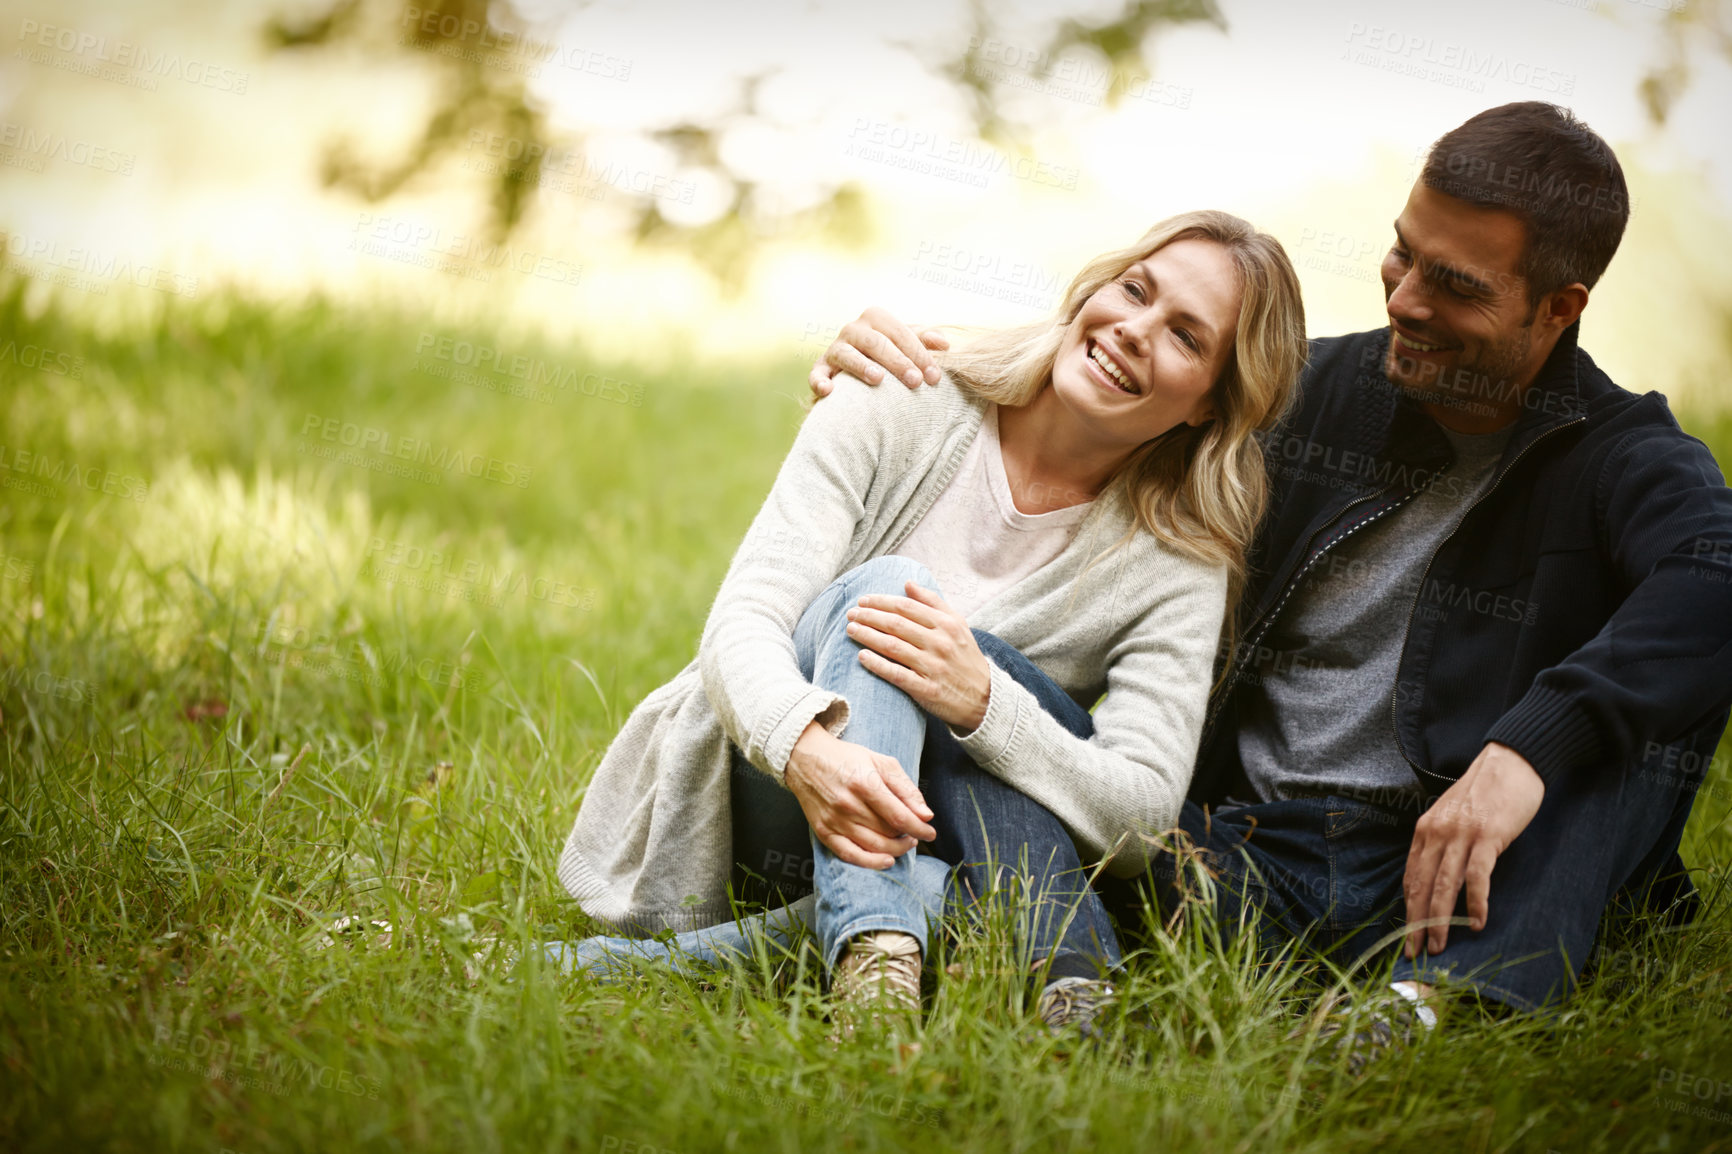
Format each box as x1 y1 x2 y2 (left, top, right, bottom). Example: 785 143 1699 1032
1035 976 1118 1041
831 930 922 1039
1305 988 1436 1077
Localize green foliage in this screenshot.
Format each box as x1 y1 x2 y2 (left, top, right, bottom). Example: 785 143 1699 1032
2 280 1730 1152
1637 0 1732 126
266 0 554 243
260 0 1223 285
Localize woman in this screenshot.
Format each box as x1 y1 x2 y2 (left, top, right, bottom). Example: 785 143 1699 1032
554 210 1306 1035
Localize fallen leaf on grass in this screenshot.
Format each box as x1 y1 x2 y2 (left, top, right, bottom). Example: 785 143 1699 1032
182 699 229 722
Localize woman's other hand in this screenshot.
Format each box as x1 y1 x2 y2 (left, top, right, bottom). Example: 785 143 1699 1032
847 581 991 732
785 722 936 870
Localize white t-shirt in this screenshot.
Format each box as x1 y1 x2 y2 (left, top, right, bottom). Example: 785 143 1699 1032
895 404 1096 619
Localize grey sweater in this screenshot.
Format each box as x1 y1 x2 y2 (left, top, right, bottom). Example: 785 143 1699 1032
558 373 1228 933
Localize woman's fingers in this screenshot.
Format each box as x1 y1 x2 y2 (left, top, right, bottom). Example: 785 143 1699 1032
856 648 933 710
853 592 945 630
827 799 910 850
847 619 927 671
901 581 957 617
846 604 933 648
791 739 932 871
875 754 933 822
817 828 895 870
831 820 917 857
857 768 935 842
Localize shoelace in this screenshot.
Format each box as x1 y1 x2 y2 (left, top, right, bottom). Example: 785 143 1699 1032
1036 977 1118 1034
1313 998 1430 1077
836 932 921 1009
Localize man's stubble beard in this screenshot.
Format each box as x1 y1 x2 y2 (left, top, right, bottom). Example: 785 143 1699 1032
1384 323 1533 417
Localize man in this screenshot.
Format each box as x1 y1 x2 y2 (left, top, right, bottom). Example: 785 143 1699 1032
807 102 1732 1062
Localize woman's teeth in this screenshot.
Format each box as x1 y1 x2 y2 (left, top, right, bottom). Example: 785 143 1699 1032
1089 344 1137 393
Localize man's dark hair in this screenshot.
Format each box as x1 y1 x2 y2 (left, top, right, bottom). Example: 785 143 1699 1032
1422 102 1628 305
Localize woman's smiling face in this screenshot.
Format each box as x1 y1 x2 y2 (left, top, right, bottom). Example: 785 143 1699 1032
1050 237 1242 451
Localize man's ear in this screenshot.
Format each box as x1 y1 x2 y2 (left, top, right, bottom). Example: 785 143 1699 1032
1539 283 1589 332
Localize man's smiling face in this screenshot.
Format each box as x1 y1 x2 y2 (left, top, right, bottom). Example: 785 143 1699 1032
1379 182 1545 421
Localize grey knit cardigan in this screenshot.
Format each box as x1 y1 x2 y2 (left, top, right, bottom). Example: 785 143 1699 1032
558 372 1228 933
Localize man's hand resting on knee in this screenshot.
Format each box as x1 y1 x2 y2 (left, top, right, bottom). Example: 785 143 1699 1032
1403 742 1545 959
785 721 936 870
808 307 947 397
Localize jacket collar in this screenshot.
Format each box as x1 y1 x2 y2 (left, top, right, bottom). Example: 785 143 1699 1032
1370 319 1587 479
1242 323 1591 632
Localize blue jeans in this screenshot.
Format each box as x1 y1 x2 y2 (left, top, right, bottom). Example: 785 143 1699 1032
559 556 953 977
1095 797 1415 972
1095 764 1703 1012
920 632 1122 982
553 556 1119 983
544 857 956 980
729 625 1124 981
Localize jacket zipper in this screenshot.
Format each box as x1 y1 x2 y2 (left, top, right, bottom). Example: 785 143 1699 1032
1390 413 1588 787
1206 483 1420 733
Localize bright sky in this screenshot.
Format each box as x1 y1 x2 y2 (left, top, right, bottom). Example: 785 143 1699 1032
2 0 1729 404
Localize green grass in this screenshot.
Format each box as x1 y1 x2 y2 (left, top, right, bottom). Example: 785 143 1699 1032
2 273 1731 1153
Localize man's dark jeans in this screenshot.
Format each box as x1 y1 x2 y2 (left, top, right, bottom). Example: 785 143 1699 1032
1100 764 1699 1011
939 639 1702 1013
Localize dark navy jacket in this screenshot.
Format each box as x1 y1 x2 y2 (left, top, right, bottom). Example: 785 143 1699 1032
1193 322 1732 806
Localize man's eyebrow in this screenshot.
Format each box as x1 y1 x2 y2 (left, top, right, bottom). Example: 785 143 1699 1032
1130 261 1222 350
1392 221 1494 293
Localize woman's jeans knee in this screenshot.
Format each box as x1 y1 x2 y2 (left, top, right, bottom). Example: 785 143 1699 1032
740 555 948 971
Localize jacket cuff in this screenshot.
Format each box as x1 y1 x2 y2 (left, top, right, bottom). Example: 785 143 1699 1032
950 661 1024 766
764 688 849 786
1483 683 1604 785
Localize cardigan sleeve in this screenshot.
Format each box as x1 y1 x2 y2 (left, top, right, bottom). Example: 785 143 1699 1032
952 549 1228 876
696 374 897 785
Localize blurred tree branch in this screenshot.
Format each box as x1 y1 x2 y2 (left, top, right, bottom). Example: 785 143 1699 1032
266 0 552 241
1638 0 1731 125
942 0 1224 147
266 0 1222 287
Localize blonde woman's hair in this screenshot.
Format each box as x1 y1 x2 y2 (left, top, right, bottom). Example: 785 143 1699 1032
937 209 1307 607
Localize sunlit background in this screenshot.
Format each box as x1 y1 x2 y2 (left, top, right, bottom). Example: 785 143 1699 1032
3 0 1730 405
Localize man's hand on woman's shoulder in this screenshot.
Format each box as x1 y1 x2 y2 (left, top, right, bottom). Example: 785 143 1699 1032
808 307 950 398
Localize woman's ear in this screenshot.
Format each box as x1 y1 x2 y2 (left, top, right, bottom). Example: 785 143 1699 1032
1185 402 1217 428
